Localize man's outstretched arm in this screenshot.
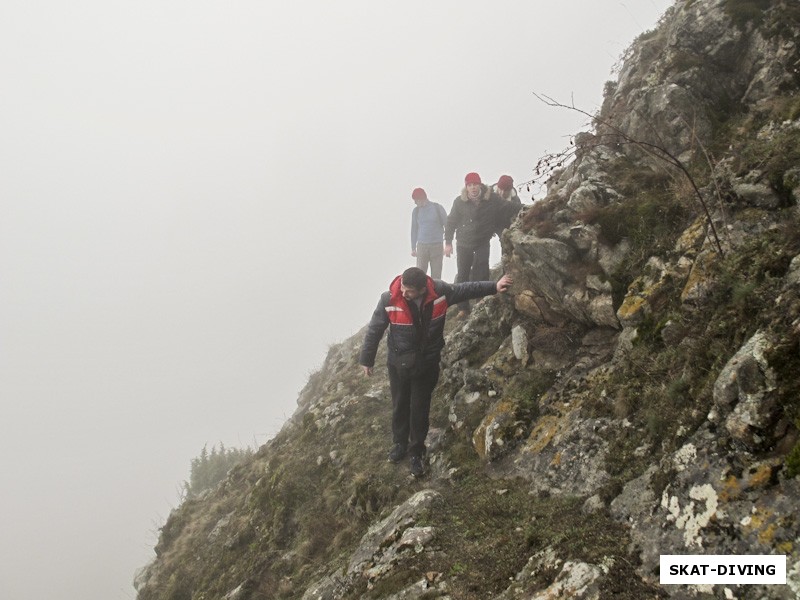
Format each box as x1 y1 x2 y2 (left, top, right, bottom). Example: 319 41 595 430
444 274 513 306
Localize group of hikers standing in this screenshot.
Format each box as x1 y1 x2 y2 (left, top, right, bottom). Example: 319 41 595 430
410 172 521 316
360 172 523 477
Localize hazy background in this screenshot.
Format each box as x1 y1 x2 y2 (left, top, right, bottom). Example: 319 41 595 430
0 1 672 598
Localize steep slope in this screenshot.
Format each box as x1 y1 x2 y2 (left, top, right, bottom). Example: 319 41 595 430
135 1 800 598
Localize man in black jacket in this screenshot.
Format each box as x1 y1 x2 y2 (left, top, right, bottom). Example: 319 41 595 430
359 267 513 477
444 172 506 318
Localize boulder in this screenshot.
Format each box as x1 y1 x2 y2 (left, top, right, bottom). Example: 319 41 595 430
710 331 778 447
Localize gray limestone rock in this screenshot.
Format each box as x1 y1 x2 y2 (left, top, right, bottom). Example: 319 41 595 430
512 415 612 497
511 324 529 364
732 182 782 209
347 489 442 577
497 547 607 600
710 331 778 447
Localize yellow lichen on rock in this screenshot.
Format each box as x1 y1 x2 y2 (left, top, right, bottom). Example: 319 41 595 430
681 250 719 303
525 414 563 454
674 216 707 254
746 460 780 489
616 293 649 325
472 400 517 460
718 475 741 502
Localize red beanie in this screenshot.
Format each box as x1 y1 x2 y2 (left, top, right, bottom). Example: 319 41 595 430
464 172 481 185
497 175 514 191
411 187 427 201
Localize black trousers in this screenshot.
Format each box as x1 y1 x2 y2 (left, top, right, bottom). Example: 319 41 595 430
388 362 441 457
455 240 491 312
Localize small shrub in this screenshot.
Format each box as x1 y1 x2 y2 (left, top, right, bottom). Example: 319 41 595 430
506 367 557 424
668 50 705 74
722 0 773 29
164 570 192 600
576 159 691 257
521 200 559 237
666 378 692 403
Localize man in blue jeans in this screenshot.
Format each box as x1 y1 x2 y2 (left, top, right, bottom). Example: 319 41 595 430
359 267 513 477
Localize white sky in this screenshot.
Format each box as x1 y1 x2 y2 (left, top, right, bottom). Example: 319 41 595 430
0 1 672 598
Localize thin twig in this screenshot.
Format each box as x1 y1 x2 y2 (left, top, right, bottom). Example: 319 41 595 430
677 112 731 239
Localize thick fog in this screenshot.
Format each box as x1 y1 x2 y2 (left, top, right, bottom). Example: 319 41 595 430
0 1 672 598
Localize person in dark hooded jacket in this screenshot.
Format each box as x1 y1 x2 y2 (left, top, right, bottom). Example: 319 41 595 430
444 172 506 318
359 267 513 477
493 174 523 230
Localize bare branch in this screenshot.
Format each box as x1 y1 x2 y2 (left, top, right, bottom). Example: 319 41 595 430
529 93 725 256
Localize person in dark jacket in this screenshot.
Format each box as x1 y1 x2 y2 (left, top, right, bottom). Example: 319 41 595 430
359 266 513 477
444 172 506 318
493 174 523 230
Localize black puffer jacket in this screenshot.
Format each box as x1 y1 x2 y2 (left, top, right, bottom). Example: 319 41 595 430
359 275 498 369
444 184 505 247
492 184 523 231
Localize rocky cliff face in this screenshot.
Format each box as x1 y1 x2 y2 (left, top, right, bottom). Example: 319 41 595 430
135 1 800 598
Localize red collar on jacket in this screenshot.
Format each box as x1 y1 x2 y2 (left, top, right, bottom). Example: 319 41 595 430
387 275 448 324
389 275 438 306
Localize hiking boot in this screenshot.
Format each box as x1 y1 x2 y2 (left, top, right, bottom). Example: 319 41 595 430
409 454 425 478
388 443 407 464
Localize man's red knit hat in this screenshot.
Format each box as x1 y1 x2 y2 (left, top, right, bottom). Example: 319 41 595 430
411 187 427 201
497 175 514 191
464 172 481 185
